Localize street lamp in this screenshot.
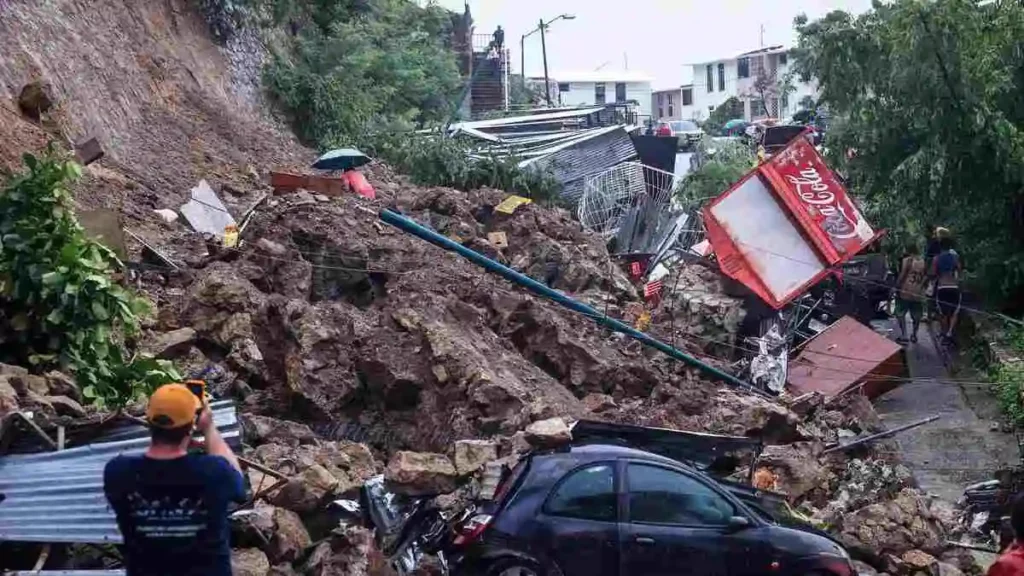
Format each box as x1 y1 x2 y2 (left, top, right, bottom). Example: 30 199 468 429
520 13 575 106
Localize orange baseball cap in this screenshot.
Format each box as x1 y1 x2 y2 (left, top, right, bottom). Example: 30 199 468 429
146 383 201 429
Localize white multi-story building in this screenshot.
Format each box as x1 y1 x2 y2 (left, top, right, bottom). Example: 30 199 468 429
651 85 696 121
686 45 817 122
545 71 653 118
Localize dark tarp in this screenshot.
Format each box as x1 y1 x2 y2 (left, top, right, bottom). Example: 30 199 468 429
571 420 762 472
630 134 677 176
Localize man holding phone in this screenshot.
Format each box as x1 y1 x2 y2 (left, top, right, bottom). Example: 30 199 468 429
103 383 245 576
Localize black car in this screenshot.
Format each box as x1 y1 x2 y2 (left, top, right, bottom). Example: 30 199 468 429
447 443 854 576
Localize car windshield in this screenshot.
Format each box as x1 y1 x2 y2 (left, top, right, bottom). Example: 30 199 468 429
671 121 698 131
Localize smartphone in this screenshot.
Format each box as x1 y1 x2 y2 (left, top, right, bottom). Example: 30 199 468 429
185 380 205 399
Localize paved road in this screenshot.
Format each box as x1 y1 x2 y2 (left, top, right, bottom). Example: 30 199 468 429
874 324 1019 502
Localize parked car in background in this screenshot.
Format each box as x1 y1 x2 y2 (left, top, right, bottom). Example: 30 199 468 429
670 119 703 150
447 443 855 576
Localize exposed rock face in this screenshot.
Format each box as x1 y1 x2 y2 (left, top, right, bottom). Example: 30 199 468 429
384 451 458 496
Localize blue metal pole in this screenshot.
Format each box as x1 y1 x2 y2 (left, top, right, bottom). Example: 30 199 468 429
379 209 765 395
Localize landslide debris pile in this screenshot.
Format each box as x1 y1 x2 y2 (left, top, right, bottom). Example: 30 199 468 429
115 168 978 575
0 2 984 575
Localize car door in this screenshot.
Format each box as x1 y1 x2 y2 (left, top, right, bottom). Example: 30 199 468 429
620 462 773 576
533 462 620 576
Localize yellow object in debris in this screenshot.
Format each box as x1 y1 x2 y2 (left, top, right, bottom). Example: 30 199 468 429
495 195 532 215
223 224 239 248
634 310 651 332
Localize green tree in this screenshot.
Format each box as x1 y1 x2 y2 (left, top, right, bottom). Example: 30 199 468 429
703 97 744 135
0 148 180 408
263 0 463 146
675 138 757 206
793 0 1024 306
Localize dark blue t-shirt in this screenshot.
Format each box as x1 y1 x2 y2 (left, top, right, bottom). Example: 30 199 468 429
103 454 246 576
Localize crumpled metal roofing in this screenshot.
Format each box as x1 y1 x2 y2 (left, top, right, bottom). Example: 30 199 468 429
0 400 241 545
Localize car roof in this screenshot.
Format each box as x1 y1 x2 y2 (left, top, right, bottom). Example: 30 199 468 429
530 442 695 470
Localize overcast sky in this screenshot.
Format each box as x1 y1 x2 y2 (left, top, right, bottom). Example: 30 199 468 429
428 0 873 89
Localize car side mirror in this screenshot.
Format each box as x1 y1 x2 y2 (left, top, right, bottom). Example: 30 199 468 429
726 516 752 532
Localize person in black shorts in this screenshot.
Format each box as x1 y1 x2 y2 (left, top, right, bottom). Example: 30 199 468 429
931 236 962 343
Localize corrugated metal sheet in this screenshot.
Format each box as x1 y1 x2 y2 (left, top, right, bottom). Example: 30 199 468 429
0 400 241 544
522 126 638 205
4 565 124 569
786 316 904 399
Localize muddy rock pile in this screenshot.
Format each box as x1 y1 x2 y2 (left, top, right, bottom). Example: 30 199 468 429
110 166 980 575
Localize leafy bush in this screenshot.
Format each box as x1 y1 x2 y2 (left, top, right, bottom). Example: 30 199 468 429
262 0 462 146
361 133 563 203
702 97 744 135
674 137 756 207
0 148 180 408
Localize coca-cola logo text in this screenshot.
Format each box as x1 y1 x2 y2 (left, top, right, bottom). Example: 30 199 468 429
785 166 859 242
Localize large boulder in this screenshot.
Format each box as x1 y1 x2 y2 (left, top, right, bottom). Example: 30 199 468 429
384 451 458 496
756 442 832 500
270 464 340 513
453 439 498 476
230 501 276 549
184 262 266 350
301 525 374 576
244 414 318 446
0 377 18 416
524 417 572 448
267 507 311 563
232 548 270 576
836 488 947 563
142 327 198 358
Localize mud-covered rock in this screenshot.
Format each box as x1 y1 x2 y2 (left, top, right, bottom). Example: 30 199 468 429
453 439 498 476
143 327 198 358
46 395 86 417
44 371 81 401
837 488 947 562
267 507 311 563
384 451 458 496
244 414 318 446
0 377 18 416
231 548 270 576
270 464 340 513
301 525 374 576
901 549 938 573
756 442 831 500
525 417 572 447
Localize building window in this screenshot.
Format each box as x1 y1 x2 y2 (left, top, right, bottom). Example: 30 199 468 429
737 58 750 79
718 63 725 91
658 107 664 118
750 98 765 119
595 84 606 104
657 93 664 104
558 83 570 92
682 88 693 106
706 65 713 93
667 93 673 105
668 104 674 116
615 82 627 103
779 52 788 65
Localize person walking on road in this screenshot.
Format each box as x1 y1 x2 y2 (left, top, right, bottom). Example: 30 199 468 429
895 243 928 344
931 235 962 344
104 384 245 576
987 494 1024 575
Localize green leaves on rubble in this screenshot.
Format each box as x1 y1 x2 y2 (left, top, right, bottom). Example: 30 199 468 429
0 145 179 408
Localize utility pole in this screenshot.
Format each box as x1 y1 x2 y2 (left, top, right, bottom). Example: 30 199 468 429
520 36 526 92
540 18 551 106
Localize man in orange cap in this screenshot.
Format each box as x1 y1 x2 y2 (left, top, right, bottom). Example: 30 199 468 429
103 384 244 576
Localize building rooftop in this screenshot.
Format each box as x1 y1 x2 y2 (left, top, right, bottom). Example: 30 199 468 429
544 70 654 83
688 45 789 66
